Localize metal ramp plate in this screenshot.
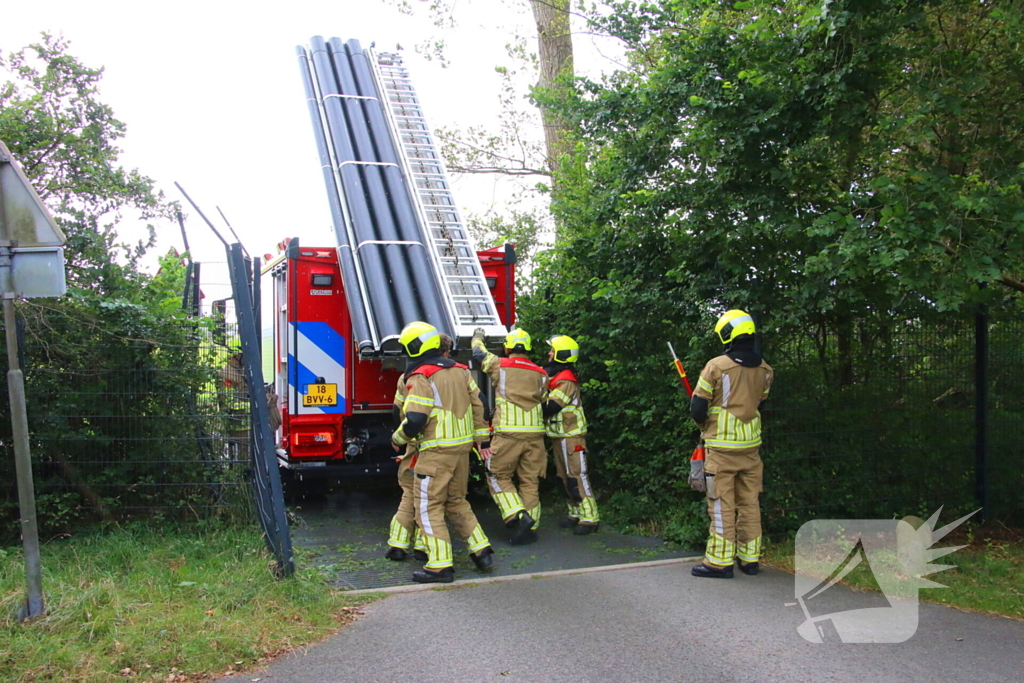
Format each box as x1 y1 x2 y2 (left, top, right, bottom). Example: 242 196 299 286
289 486 698 591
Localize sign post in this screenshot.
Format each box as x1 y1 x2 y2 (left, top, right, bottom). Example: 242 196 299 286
0 141 67 620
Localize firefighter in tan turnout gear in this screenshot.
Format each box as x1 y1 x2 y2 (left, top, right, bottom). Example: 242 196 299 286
689 310 774 579
219 351 250 459
472 327 548 545
391 322 495 583
384 334 455 563
543 335 599 534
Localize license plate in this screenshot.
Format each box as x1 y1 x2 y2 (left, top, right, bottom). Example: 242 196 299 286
302 383 337 406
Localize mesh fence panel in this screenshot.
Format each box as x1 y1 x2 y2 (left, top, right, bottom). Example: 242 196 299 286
0 301 253 543
761 307 1024 534
3 289 1022 543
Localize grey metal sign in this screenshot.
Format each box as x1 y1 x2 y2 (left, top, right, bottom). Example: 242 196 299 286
0 141 65 247
0 141 67 299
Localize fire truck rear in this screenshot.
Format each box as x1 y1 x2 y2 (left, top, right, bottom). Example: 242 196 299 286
263 241 515 481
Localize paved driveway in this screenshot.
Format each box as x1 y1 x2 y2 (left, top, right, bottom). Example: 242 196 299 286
220 560 1024 683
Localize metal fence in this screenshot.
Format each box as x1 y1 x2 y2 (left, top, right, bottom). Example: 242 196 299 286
0 292 254 545
760 305 1024 534
3 289 1022 545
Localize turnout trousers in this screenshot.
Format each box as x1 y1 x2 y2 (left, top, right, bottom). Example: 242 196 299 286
485 433 547 527
413 447 490 570
703 447 763 567
550 436 599 526
387 452 425 553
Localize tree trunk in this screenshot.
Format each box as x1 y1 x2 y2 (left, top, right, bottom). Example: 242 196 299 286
530 0 574 189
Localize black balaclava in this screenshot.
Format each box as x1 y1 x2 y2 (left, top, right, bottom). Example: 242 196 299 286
726 334 762 367
544 361 564 377
404 348 453 379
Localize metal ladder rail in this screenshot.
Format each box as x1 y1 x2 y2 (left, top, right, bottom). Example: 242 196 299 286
370 51 503 332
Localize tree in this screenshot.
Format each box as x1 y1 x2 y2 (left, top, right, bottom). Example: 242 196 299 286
515 0 1024 536
0 33 173 293
554 0 1024 317
0 36 222 539
529 0 575 179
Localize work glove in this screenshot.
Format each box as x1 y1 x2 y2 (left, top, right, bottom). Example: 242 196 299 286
472 327 487 350
689 465 706 493
688 443 707 493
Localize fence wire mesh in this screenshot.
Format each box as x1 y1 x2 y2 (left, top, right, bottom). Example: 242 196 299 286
3 284 1022 544
760 306 1024 534
0 295 254 544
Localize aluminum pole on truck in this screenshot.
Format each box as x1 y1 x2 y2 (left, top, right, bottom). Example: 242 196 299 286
309 37 401 345
328 38 422 333
297 44 375 352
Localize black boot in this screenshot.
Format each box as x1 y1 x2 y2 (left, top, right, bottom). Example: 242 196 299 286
573 523 599 536
510 511 537 545
384 547 408 561
412 567 455 584
470 546 494 571
558 517 580 529
413 549 428 562
735 559 760 575
691 563 734 579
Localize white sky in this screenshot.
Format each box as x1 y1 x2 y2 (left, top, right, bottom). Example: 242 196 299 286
2 0 624 274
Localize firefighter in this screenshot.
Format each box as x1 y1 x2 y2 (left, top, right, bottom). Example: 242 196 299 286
471 327 548 544
219 351 250 460
543 335 599 535
392 322 495 583
689 310 774 579
384 334 455 562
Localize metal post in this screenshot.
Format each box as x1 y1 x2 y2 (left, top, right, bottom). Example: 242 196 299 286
0 247 44 620
227 243 294 577
253 257 262 356
975 305 989 521
181 262 194 312
191 263 201 317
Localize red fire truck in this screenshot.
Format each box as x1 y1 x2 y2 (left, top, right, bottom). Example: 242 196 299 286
268 39 518 485
262 241 515 483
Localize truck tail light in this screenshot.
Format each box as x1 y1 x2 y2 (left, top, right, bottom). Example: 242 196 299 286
293 432 335 446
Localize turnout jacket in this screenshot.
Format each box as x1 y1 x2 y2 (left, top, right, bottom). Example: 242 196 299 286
693 354 774 453
545 368 588 438
392 360 489 452
472 344 547 437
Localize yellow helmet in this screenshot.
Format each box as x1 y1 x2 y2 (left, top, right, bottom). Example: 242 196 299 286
505 328 532 352
715 310 756 344
399 321 441 357
547 335 579 363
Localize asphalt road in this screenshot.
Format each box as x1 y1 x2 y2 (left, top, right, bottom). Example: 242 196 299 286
220 561 1024 683
289 487 697 590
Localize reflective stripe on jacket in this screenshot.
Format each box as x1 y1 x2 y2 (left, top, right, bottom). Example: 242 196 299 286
546 369 588 438
400 362 486 451
482 355 547 436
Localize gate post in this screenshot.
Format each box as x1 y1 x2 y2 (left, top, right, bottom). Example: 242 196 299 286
227 243 294 576
975 305 989 522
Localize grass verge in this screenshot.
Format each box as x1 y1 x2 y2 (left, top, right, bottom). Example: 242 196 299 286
763 523 1024 621
1 524 379 682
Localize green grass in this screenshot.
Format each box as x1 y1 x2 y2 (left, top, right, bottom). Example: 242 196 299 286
510 555 537 570
1 525 379 683
763 529 1024 620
